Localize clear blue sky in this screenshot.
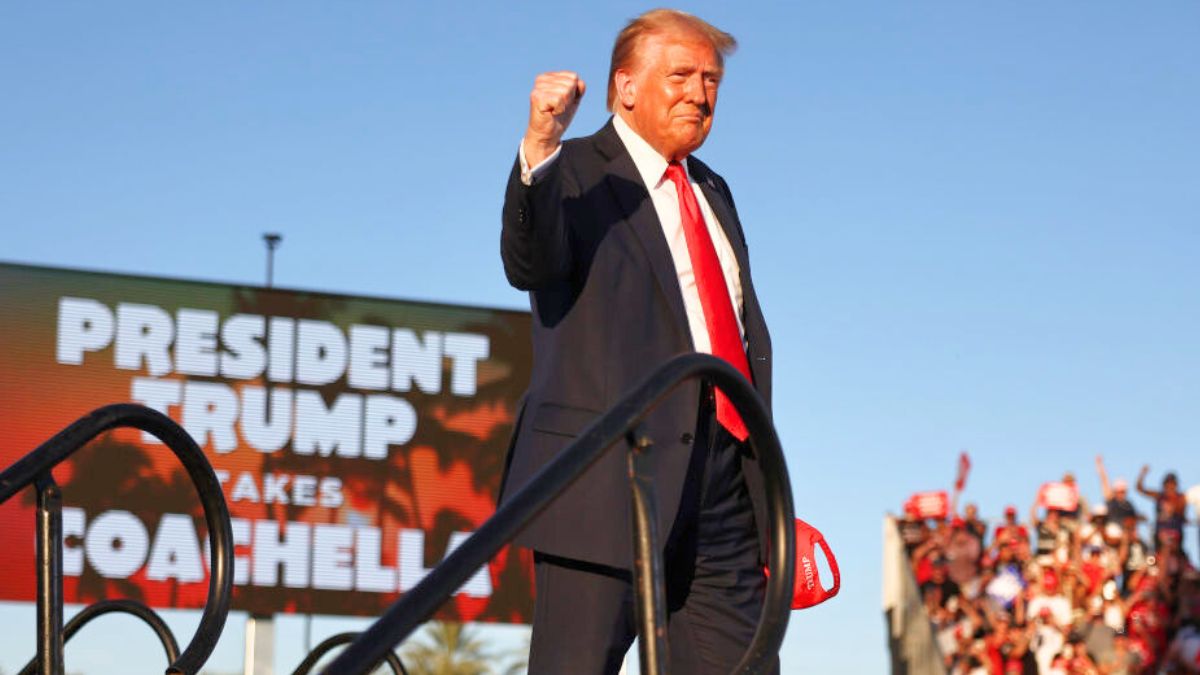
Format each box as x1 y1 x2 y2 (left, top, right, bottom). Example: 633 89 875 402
2 2 1198 673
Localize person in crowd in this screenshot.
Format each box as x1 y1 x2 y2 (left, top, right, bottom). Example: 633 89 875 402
1117 513 1152 595
912 519 953 584
1078 544 1114 601
1030 606 1067 674
952 643 992 675
1097 579 1127 635
1125 571 1172 673
1138 465 1187 553
1026 564 1072 630
1098 632 1141 675
1096 455 1138 525
900 502 931 553
1080 595 1117 665
1039 471 1089 534
922 557 963 610
946 517 986 591
994 506 1030 553
1157 537 1196 591
964 502 989 546
982 542 1029 623
1078 504 1108 549
1032 504 1070 563
982 615 1034 674
1078 506 1125 596
1188 482 1200 563
1164 569 1200 673
1051 638 1100 674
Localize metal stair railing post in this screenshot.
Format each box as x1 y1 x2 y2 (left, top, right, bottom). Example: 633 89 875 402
323 353 796 675
628 426 668 675
0 403 234 675
35 474 64 675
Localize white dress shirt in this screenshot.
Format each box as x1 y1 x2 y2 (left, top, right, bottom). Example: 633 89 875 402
518 116 745 354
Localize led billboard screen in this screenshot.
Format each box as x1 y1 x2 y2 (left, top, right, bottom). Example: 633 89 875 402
0 262 534 623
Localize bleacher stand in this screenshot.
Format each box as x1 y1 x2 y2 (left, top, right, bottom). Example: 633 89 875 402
899 457 1199 674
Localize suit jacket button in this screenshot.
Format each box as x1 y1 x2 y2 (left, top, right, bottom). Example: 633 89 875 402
680 432 694 444
517 207 527 223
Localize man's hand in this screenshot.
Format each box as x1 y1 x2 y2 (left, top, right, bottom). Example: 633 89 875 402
523 71 586 167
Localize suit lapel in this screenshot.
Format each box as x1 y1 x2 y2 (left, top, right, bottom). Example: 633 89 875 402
691 160 772 395
692 160 751 279
593 122 692 345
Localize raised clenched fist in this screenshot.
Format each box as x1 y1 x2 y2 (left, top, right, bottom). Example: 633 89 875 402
523 71 586 167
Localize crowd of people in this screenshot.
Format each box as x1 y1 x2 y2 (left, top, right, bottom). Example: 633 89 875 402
900 457 1200 674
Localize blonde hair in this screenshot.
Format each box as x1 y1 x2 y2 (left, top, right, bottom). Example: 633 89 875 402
606 9 737 110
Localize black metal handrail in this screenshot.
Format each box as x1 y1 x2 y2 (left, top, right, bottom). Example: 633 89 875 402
291 632 408 675
0 403 235 675
324 353 796 675
18 599 182 675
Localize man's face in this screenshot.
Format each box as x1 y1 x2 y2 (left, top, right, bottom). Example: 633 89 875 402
620 30 721 161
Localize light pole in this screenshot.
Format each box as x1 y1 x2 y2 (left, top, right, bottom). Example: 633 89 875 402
263 233 282 288
248 232 283 674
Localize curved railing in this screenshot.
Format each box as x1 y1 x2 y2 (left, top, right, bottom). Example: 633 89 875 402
18 599 182 675
0 404 235 675
323 353 796 675
291 632 408 675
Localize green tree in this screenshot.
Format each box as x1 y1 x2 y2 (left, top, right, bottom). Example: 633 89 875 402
401 621 499 675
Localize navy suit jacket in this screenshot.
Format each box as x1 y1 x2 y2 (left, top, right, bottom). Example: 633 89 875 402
499 119 773 570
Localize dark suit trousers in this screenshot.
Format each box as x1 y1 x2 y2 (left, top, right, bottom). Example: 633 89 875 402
527 394 777 674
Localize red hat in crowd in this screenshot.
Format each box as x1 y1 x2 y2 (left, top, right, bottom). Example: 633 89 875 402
1043 567 1060 593
1004 505 1017 517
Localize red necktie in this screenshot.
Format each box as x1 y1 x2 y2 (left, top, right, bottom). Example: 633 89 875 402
664 161 752 441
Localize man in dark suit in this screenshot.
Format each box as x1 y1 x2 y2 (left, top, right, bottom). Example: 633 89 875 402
499 9 776 674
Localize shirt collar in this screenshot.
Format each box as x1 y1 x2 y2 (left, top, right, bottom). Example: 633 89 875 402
612 114 690 189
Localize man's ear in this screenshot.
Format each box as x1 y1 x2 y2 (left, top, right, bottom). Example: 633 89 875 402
614 69 636 109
